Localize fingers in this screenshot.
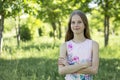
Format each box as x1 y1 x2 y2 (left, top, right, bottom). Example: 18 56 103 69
58 61 64 65
58 57 66 61
85 61 92 66
58 59 64 65
59 57 65 59
86 60 92 66
58 57 66 65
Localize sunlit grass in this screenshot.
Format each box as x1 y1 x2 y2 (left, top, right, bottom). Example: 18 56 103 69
91 32 120 59
0 34 120 80
1 36 62 60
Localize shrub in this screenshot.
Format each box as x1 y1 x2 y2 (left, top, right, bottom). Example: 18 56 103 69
38 28 43 36
20 25 32 41
49 31 54 37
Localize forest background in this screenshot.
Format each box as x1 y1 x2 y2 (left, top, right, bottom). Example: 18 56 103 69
0 0 120 80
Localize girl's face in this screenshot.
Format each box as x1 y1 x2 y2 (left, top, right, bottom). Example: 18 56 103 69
71 14 85 34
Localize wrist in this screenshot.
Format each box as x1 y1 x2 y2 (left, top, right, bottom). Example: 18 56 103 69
64 63 69 66
78 62 88 68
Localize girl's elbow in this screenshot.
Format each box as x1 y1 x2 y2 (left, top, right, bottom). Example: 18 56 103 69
58 69 65 75
92 70 98 74
92 68 98 74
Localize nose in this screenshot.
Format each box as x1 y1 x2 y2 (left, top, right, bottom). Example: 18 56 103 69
75 22 79 27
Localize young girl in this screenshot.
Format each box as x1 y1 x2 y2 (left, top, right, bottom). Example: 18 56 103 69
58 10 99 80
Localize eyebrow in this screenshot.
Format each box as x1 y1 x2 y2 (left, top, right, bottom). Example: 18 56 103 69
71 19 82 21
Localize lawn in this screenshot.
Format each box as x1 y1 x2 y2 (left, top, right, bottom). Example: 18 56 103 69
0 35 120 80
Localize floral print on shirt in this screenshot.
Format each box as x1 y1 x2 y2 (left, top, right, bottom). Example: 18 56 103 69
66 42 93 80
68 43 73 52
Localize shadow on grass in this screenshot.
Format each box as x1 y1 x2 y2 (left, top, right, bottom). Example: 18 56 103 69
3 42 60 55
21 43 52 51
0 58 119 80
0 57 63 80
21 42 59 51
94 58 120 80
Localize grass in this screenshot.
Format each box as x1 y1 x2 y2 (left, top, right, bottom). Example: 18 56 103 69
0 35 120 80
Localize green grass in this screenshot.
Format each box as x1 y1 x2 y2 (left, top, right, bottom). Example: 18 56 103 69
0 35 120 80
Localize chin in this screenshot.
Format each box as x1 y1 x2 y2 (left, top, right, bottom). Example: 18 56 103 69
73 31 83 34
74 32 81 34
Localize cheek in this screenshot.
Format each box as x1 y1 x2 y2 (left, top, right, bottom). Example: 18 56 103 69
80 24 85 29
71 25 74 31
71 23 74 27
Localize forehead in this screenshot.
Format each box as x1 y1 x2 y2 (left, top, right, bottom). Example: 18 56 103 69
71 14 82 21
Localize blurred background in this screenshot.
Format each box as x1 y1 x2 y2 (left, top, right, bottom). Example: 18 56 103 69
0 0 120 80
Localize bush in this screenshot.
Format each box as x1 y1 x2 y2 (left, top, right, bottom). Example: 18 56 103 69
49 31 54 37
20 25 32 41
38 28 43 36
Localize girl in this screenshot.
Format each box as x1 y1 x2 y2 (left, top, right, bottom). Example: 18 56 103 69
58 10 99 80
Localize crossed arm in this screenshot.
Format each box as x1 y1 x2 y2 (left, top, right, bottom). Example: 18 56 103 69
58 41 99 75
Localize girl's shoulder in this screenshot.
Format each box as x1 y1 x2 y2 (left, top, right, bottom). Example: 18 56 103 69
90 40 99 49
60 40 72 49
60 42 66 48
87 39 99 45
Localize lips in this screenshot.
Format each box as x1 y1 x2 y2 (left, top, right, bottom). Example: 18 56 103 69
74 27 80 30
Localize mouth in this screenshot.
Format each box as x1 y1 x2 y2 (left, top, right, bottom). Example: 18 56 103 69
74 28 80 30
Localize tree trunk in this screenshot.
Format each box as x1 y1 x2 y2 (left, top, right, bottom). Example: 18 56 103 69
51 22 56 41
51 22 57 48
0 14 4 53
14 17 19 47
17 14 20 47
58 20 62 39
104 0 110 47
104 15 109 46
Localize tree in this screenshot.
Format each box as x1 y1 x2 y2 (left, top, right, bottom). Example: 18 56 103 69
0 0 39 53
8 0 39 47
37 0 66 40
0 0 13 53
94 0 120 46
37 0 92 40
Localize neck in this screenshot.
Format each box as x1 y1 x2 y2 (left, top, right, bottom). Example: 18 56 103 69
73 33 86 42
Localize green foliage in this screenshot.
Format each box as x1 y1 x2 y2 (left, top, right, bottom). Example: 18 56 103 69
4 17 16 33
49 31 54 37
20 15 43 41
39 23 53 36
111 18 120 35
1 0 120 79
26 16 41 37
93 0 120 34
20 24 32 41
37 0 92 39
88 9 104 32
38 28 43 36
38 25 52 37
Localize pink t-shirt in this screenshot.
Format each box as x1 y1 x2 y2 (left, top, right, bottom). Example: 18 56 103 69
65 39 93 80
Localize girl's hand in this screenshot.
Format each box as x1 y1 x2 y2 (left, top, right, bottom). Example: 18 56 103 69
58 57 69 66
75 61 92 74
83 60 92 67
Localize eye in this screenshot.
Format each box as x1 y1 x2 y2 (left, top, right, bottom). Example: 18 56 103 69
78 21 82 23
71 21 75 24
